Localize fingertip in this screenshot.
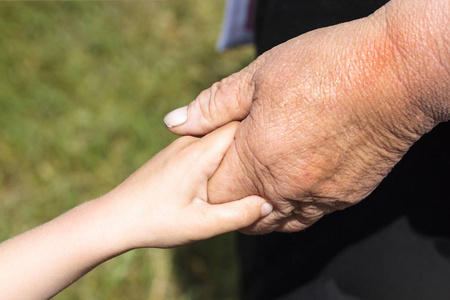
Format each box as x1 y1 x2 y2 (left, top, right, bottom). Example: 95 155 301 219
243 195 272 218
164 106 188 129
201 195 269 235
164 103 203 136
194 122 240 172
260 202 273 217
164 99 222 136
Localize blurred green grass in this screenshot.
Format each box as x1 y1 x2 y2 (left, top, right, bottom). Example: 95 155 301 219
0 1 254 299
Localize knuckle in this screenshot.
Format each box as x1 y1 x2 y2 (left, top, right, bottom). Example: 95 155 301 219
294 203 324 222
195 72 254 126
169 136 200 161
280 219 308 233
172 135 198 147
195 81 227 126
194 87 215 125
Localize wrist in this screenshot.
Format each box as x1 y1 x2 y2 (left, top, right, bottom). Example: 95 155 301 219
94 190 162 251
381 0 450 124
83 195 140 255
57 196 138 268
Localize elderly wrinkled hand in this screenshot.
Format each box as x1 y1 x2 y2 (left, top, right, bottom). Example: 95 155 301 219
165 0 449 234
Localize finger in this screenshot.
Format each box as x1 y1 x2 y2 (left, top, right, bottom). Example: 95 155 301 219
240 204 325 234
207 136 259 204
187 122 240 181
196 122 240 179
164 71 254 136
163 122 240 197
239 214 309 235
191 196 273 240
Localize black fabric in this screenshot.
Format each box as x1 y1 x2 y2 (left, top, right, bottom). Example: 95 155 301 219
255 0 389 55
278 217 450 300
238 1 450 299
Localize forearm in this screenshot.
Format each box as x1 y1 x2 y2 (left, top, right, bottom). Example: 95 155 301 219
0 197 132 300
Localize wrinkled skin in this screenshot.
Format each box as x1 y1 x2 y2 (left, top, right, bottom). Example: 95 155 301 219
166 0 450 234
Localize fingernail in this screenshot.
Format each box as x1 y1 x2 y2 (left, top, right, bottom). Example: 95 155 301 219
261 203 273 217
164 106 188 128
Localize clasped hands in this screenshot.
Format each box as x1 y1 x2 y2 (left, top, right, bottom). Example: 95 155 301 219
3 1 448 298
165 0 449 234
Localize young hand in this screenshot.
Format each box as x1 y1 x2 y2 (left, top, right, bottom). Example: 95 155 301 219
0 122 272 300
104 121 272 249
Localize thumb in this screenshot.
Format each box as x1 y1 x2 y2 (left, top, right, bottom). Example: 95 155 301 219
164 70 254 136
192 196 273 240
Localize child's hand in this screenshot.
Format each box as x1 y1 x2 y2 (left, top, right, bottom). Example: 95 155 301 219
104 122 273 249
0 122 272 300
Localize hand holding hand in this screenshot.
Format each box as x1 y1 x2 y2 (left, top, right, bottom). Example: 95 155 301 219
0 122 271 299
106 122 271 248
165 0 449 234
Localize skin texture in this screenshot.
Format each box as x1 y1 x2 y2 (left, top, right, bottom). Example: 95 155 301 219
0 123 272 300
166 0 449 234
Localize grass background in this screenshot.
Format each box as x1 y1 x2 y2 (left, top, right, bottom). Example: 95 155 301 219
0 1 254 299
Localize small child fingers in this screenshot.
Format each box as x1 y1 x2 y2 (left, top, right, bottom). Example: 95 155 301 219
194 122 239 174
192 196 273 240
